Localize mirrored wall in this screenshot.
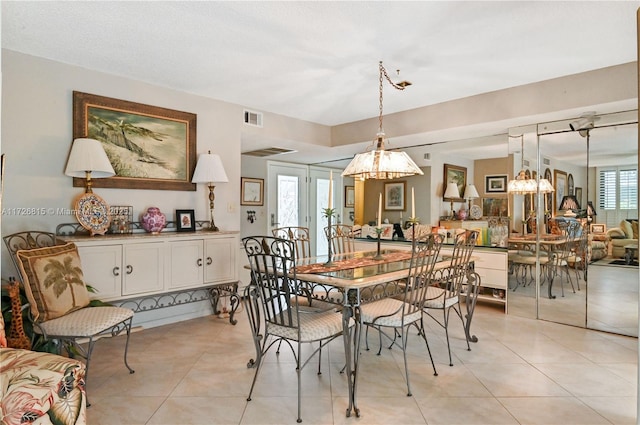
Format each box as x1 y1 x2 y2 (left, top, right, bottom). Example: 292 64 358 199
319 110 638 337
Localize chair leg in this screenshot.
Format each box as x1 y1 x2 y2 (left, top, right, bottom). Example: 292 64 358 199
418 320 438 377
122 317 135 375
443 309 453 367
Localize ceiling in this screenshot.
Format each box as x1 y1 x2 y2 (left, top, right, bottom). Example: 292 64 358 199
2 1 638 166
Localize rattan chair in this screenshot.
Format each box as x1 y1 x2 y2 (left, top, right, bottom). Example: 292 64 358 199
359 233 444 396
3 231 135 398
242 235 349 423
423 230 478 366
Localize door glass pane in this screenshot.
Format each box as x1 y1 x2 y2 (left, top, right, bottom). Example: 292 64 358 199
316 177 329 256
278 175 299 228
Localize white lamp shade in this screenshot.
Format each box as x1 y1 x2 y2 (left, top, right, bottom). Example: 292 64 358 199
444 183 460 199
64 138 115 178
464 184 479 200
538 178 555 193
192 152 229 183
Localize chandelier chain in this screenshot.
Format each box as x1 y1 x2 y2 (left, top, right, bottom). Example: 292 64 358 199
379 61 406 133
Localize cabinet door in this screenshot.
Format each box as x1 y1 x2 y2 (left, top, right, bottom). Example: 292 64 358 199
77 244 122 301
168 240 204 289
204 237 237 284
122 242 165 296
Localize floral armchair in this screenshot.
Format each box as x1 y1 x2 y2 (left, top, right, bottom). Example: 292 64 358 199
1 283 87 425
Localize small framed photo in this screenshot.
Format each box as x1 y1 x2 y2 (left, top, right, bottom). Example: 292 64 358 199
345 186 355 208
384 181 406 211
241 177 264 206
485 174 508 193
176 209 195 232
590 223 606 234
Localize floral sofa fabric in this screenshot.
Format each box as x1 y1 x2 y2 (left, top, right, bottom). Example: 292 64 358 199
0 316 86 425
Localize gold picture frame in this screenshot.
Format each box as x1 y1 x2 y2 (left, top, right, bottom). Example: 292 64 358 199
384 181 406 211
72 91 197 191
554 169 567 212
241 177 264 206
443 164 466 201
344 186 355 208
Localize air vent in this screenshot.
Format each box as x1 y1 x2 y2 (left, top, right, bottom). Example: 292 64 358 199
244 109 263 127
523 159 530 167
242 147 296 157
543 157 551 166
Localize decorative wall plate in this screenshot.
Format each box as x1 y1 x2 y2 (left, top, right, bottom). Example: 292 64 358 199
74 192 111 235
470 204 482 220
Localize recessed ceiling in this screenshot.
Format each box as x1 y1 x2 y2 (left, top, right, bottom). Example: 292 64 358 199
2 1 638 165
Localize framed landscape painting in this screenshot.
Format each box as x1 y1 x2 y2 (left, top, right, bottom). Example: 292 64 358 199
443 164 466 202
485 174 508 193
72 91 197 191
384 181 406 211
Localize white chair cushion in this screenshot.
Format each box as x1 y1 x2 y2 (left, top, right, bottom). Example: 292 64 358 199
423 286 459 309
360 298 421 327
37 306 134 337
267 309 347 342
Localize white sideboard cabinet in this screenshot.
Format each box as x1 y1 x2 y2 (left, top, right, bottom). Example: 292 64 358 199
62 231 239 303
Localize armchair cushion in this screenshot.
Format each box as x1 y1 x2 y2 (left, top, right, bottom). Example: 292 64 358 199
620 220 634 239
607 228 626 239
16 242 90 322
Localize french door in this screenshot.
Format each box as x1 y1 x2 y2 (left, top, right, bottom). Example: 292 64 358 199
267 161 309 235
267 162 341 257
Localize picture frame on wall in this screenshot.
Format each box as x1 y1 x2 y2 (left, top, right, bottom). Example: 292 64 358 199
72 91 197 191
344 186 355 208
482 198 509 217
554 169 567 212
443 164 466 201
241 177 264 206
485 174 508 193
175 209 195 232
575 187 583 206
384 181 406 211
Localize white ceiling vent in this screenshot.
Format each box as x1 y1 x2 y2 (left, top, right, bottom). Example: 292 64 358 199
244 109 263 127
523 159 530 168
542 157 551 166
242 147 296 157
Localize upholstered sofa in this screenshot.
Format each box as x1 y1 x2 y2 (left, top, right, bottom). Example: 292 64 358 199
0 296 87 425
607 219 638 259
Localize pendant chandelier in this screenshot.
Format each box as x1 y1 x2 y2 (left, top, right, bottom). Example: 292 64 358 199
342 61 423 180
506 135 554 195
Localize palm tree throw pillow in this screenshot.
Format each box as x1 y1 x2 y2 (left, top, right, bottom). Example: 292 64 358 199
16 242 90 322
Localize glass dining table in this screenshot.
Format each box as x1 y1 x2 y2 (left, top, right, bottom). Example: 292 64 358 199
243 248 481 418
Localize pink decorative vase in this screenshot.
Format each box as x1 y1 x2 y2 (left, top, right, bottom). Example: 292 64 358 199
457 208 468 221
141 207 166 233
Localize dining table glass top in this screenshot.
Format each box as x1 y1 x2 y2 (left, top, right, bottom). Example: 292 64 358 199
294 248 445 281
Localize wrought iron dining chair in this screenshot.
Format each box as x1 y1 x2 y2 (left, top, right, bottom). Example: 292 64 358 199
242 235 348 423
324 224 355 254
3 231 135 402
423 230 478 366
549 220 582 296
358 233 444 396
272 226 312 259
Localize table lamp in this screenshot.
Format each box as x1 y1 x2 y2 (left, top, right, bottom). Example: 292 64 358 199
64 138 115 235
464 184 479 210
444 183 460 218
192 151 228 231
559 195 580 217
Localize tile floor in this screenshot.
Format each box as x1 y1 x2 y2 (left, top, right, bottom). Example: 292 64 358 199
87 302 638 424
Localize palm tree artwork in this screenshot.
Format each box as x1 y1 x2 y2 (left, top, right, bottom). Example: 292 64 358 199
43 256 84 306
87 107 188 181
